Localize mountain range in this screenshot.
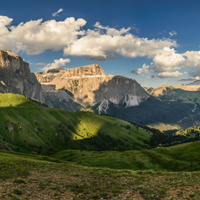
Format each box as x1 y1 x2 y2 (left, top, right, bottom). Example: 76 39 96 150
35 64 149 109
1 49 200 132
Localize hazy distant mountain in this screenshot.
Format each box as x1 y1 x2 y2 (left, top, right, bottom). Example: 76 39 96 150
187 80 200 86
173 81 200 91
139 85 200 130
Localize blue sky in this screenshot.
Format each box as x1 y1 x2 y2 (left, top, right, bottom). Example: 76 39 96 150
1 0 200 88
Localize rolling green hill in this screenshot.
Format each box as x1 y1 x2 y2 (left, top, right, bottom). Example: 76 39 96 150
0 93 152 154
53 140 200 171
2 92 200 172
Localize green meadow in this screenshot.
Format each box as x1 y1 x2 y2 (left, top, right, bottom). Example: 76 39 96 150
0 93 200 199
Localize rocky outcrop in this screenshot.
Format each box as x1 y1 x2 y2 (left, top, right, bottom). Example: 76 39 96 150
144 87 155 95
36 64 149 107
150 84 174 97
35 64 105 84
63 64 105 77
42 85 82 111
0 49 43 101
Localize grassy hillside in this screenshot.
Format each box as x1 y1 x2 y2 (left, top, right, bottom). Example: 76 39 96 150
0 93 42 107
54 140 200 171
175 125 200 137
0 93 152 154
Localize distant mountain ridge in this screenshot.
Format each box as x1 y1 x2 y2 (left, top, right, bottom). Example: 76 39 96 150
144 84 175 97
186 80 200 86
174 80 200 91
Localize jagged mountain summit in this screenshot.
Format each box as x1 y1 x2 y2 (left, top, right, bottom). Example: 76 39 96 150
145 84 175 97
36 64 149 110
0 49 43 101
41 84 82 110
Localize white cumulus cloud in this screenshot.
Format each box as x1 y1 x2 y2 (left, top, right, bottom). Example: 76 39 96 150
0 16 13 35
64 23 177 60
52 8 64 17
0 16 86 54
0 15 200 80
42 58 71 72
151 47 185 72
182 51 200 67
133 49 200 79
152 71 183 78
131 64 149 75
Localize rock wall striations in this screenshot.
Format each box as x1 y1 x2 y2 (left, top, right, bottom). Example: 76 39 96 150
0 49 43 101
36 64 149 107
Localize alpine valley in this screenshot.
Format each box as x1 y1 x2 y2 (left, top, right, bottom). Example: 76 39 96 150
1 49 200 133
35 57 200 132
1 49 200 199
2 0 200 198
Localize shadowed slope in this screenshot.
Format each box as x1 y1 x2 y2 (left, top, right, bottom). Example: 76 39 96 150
54 140 200 171
0 93 152 154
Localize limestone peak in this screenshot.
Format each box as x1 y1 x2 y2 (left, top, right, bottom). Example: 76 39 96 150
1 49 20 59
64 64 105 78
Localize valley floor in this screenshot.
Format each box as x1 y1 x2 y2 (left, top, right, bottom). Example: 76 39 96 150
1 158 200 200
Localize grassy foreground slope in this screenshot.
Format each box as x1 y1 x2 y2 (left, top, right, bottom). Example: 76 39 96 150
1 150 200 200
0 93 152 154
54 140 200 171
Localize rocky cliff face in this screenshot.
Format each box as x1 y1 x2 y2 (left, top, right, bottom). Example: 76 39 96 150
0 49 43 101
149 84 174 97
41 85 82 111
36 64 149 107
